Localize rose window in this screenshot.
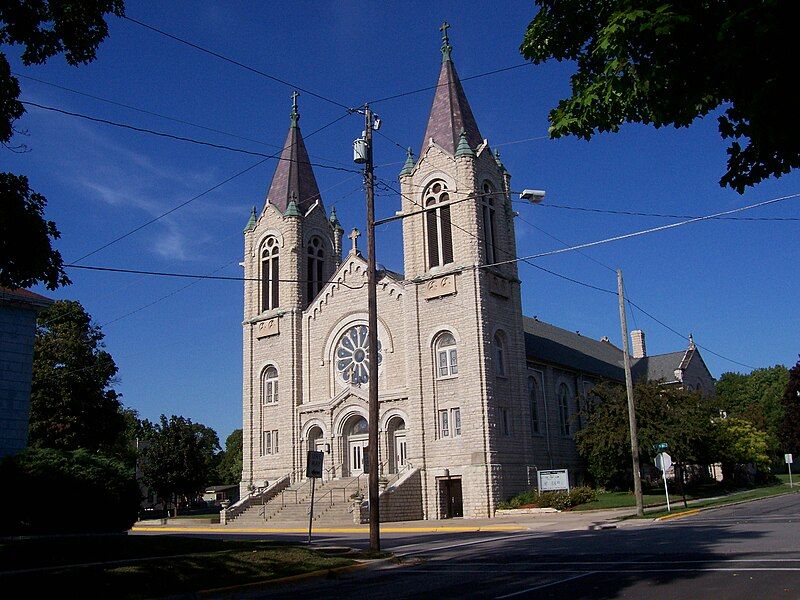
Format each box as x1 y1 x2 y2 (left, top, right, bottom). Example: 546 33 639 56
336 325 382 385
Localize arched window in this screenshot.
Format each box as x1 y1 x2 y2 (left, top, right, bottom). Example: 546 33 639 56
528 377 540 434
481 181 498 264
262 366 278 405
306 236 325 301
423 180 453 269
558 383 570 436
260 237 279 311
494 332 506 376
435 332 458 378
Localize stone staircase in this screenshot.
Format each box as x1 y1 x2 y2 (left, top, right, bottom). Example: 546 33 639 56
228 475 367 528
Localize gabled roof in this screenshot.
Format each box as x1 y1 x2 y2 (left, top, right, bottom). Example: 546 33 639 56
265 102 322 214
0 287 53 310
631 351 685 383
523 316 625 380
420 53 483 157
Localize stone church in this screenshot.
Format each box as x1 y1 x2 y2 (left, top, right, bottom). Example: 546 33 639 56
239 30 715 520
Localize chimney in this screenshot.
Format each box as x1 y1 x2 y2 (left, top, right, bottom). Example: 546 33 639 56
631 330 646 358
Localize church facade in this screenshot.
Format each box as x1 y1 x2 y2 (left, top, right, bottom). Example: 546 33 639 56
239 31 714 520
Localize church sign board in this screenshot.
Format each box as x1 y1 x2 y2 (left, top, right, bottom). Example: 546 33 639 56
537 469 570 492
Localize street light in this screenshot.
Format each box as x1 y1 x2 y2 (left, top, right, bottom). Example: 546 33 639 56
520 189 546 203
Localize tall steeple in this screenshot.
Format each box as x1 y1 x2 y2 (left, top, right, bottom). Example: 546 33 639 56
420 23 483 156
265 91 323 214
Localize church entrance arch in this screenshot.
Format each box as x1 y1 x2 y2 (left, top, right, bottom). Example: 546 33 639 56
342 415 369 477
386 416 407 474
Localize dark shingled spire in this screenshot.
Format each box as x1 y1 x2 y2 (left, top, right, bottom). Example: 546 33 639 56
420 24 483 157
265 92 323 214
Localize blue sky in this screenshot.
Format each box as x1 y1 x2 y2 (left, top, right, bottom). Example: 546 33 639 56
6 2 799 443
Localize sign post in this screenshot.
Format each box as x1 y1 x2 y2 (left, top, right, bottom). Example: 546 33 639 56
786 454 794 488
306 450 324 544
655 451 673 512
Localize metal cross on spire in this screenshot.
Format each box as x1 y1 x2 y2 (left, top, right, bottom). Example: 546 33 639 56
290 91 300 127
440 21 452 61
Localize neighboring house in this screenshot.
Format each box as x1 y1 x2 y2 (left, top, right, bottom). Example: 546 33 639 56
0 287 52 458
238 27 717 519
203 485 240 506
631 334 716 396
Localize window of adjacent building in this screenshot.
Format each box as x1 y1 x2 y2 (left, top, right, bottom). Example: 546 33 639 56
558 383 571 436
423 180 454 269
435 332 458 378
528 377 540 434
481 181 498 264
306 236 325 302
262 429 278 455
494 332 506 376
262 366 278 404
439 408 461 438
260 236 280 311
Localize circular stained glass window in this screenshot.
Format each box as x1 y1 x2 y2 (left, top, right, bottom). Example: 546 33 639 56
336 325 382 385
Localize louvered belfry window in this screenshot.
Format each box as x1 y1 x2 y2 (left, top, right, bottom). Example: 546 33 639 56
423 180 454 269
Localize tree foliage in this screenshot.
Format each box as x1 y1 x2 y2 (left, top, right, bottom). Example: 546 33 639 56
216 428 243 486
575 380 766 488
716 365 789 460
1 1 124 289
139 415 221 515
778 359 800 455
30 299 126 454
0 172 70 290
0 447 139 534
520 1 798 192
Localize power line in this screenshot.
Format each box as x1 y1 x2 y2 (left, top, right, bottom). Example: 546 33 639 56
71 111 353 264
368 62 533 105
527 201 800 222
15 72 355 168
21 101 360 175
64 263 368 290
122 15 353 111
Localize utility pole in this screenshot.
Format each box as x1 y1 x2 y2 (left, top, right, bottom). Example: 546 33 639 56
617 268 644 517
364 105 381 551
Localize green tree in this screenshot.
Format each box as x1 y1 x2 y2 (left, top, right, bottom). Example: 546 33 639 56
216 428 243 485
520 1 797 192
1 1 124 289
30 299 126 454
778 359 800 455
711 417 771 484
576 381 719 488
716 365 789 461
139 415 221 516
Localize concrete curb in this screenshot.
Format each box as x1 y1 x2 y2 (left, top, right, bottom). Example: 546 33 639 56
652 488 799 522
655 508 700 522
131 524 527 535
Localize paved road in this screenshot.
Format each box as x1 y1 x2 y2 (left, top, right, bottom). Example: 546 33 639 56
211 493 800 599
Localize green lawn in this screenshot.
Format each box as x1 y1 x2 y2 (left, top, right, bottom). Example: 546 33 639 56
0 535 355 598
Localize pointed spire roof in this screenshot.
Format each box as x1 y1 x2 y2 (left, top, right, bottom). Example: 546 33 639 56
265 92 323 214
420 24 483 156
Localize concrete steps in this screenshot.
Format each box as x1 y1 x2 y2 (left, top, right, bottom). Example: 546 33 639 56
227 476 366 528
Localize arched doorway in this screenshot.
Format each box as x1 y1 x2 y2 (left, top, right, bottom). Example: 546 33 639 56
342 415 369 476
387 416 407 474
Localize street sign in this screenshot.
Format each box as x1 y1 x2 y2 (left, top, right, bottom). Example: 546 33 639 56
306 450 324 479
656 442 669 451
537 469 570 492
655 452 673 472
787 454 795 489
786 454 793 465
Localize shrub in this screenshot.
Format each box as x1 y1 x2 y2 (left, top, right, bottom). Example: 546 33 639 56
0 448 140 535
498 486 598 511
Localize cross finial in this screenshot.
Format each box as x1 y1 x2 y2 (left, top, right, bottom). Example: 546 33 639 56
290 91 300 127
348 228 361 254
440 21 452 62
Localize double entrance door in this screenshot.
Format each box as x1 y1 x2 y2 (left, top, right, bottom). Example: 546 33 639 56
348 435 368 476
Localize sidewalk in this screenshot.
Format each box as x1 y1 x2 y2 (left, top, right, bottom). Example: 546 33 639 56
131 506 638 535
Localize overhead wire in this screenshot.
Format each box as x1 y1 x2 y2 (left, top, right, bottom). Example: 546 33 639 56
121 15 353 110
527 201 800 222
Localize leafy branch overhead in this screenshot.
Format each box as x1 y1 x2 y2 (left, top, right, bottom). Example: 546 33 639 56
520 1 798 192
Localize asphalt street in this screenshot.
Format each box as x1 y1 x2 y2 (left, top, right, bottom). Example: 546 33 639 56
207 492 800 599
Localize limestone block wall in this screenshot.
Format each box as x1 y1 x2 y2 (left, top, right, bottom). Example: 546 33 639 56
0 304 37 458
359 468 424 523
